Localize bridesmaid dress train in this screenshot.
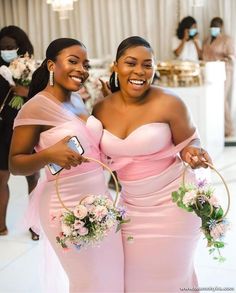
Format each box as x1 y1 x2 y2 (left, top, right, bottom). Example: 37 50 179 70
98 120 201 292
14 91 124 293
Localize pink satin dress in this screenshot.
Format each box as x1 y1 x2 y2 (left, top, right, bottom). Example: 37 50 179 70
98 121 201 292
14 91 124 293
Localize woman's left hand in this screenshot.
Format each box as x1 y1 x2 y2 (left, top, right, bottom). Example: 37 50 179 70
11 84 29 97
181 146 212 169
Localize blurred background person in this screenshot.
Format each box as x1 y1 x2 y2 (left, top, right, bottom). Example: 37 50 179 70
172 16 202 61
0 25 40 240
202 17 235 137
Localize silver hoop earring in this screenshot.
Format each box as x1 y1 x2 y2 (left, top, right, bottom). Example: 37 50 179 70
114 72 118 87
49 71 54 86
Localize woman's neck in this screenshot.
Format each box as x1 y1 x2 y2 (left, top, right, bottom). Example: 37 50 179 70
44 85 71 103
119 88 150 106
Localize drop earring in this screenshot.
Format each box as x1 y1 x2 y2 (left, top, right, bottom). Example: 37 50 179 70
114 72 118 87
49 71 54 86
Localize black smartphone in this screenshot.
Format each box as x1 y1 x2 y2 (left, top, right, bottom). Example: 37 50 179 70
47 136 84 175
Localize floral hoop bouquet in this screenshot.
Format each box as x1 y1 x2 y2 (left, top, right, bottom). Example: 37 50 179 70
8 53 37 109
172 163 230 262
55 157 129 251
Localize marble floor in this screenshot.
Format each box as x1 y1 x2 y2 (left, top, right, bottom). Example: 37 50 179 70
0 147 236 293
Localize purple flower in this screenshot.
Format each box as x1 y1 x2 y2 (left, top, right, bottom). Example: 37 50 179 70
118 206 127 218
197 179 207 188
207 219 217 230
74 244 82 251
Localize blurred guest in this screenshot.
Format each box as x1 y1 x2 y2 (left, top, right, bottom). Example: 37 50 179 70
202 17 235 137
0 25 39 240
173 16 202 61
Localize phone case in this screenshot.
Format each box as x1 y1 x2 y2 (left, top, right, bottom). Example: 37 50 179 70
47 136 84 175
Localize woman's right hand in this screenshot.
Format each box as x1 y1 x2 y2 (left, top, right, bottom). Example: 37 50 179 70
46 136 88 170
99 78 111 97
183 29 189 41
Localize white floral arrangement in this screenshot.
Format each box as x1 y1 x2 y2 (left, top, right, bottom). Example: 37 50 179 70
83 68 110 112
7 53 37 109
55 195 129 251
172 178 230 262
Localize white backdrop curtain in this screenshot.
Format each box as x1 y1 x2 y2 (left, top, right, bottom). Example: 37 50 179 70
0 0 236 62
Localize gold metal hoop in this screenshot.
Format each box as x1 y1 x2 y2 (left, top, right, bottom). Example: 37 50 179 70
182 162 230 219
55 156 120 213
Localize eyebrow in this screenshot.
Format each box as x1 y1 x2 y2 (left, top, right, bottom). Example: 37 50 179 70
67 55 90 62
124 56 153 62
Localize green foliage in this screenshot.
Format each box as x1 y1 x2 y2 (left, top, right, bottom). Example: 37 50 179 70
172 182 229 263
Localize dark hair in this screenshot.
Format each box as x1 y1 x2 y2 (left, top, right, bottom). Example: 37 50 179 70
28 38 86 98
176 16 197 39
210 17 223 27
0 25 34 56
109 36 153 93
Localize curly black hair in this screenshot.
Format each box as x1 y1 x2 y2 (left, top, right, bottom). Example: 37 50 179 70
176 16 197 39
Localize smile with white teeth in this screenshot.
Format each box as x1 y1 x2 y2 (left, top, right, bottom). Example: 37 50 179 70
71 76 83 83
129 79 145 85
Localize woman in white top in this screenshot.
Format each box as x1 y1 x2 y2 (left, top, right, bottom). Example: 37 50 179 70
172 16 202 62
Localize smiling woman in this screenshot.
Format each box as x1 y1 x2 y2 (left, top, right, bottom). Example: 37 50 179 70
93 35 213 292
8 38 124 292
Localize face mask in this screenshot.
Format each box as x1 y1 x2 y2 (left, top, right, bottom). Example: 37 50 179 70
189 28 197 37
0 49 18 63
210 27 221 37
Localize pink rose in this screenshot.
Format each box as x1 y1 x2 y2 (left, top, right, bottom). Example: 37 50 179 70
208 195 220 208
93 205 108 220
78 227 88 236
80 195 95 206
74 220 85 230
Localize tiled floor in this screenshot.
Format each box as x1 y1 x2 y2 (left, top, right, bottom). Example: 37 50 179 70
0 147 236 293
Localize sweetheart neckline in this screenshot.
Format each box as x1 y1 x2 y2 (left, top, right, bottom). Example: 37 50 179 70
103 122 168 141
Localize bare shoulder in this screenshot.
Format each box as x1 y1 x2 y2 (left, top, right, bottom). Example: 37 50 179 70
92 93 114 118
150 86 188 116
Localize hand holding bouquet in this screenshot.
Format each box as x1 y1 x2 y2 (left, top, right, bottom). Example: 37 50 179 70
172 164 230 262
8 53 37 109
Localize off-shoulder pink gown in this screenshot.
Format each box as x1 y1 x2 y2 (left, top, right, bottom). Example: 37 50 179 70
98 121 201 292
14 91 124 293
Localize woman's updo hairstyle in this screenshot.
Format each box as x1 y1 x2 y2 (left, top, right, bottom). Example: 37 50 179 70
28 38 85 99
109 36 153 93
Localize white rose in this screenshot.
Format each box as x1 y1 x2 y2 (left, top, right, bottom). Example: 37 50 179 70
61 223 72 236
74 205 88 219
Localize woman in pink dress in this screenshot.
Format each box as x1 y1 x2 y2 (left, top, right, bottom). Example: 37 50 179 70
202 17 235 137
9 38 124 293
93 36 212 292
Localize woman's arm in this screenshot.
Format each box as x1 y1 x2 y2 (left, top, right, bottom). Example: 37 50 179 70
173 29 189 57
167 95 212 168
9 125 86 176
